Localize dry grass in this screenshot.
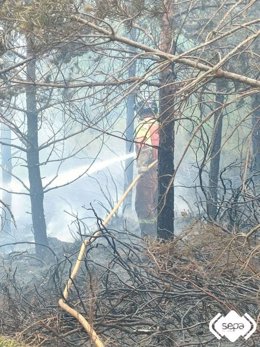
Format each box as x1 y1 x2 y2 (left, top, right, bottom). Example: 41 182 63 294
149 222 260 280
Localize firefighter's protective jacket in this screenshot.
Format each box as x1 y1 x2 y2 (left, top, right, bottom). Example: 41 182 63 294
135 117 159 172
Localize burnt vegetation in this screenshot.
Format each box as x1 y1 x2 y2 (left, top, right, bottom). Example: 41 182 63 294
0 0 259 346
0 223 259 346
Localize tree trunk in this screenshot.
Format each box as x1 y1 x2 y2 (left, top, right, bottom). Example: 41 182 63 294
207 79 225 220
1 124 12 234
26 39 48 257
157 1 175 239
124 28 137 210
252 93 260 189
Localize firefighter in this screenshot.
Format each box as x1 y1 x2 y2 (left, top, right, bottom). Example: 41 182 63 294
134 100 159 237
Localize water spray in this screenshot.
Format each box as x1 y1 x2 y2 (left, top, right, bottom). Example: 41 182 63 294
45 152 135 189
5 152 136 193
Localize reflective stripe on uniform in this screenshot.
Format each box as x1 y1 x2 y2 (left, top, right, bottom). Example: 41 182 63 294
138 218 157 224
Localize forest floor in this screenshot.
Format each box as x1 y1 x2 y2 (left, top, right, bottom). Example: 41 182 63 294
0 220 259 346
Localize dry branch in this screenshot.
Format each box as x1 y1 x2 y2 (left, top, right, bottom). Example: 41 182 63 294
72 15 260 88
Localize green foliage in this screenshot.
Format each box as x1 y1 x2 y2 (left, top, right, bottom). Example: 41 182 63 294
0 337 26 347
0 0 74 46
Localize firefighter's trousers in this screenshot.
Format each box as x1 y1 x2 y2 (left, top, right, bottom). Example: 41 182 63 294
135 166 158 237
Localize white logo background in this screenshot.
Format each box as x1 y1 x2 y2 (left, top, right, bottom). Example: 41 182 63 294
209 310 257 342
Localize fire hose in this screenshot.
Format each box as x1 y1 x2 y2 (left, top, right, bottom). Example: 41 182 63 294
58 160 157 347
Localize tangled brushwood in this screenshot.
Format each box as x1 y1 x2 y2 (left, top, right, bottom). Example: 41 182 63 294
0 222 259 346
